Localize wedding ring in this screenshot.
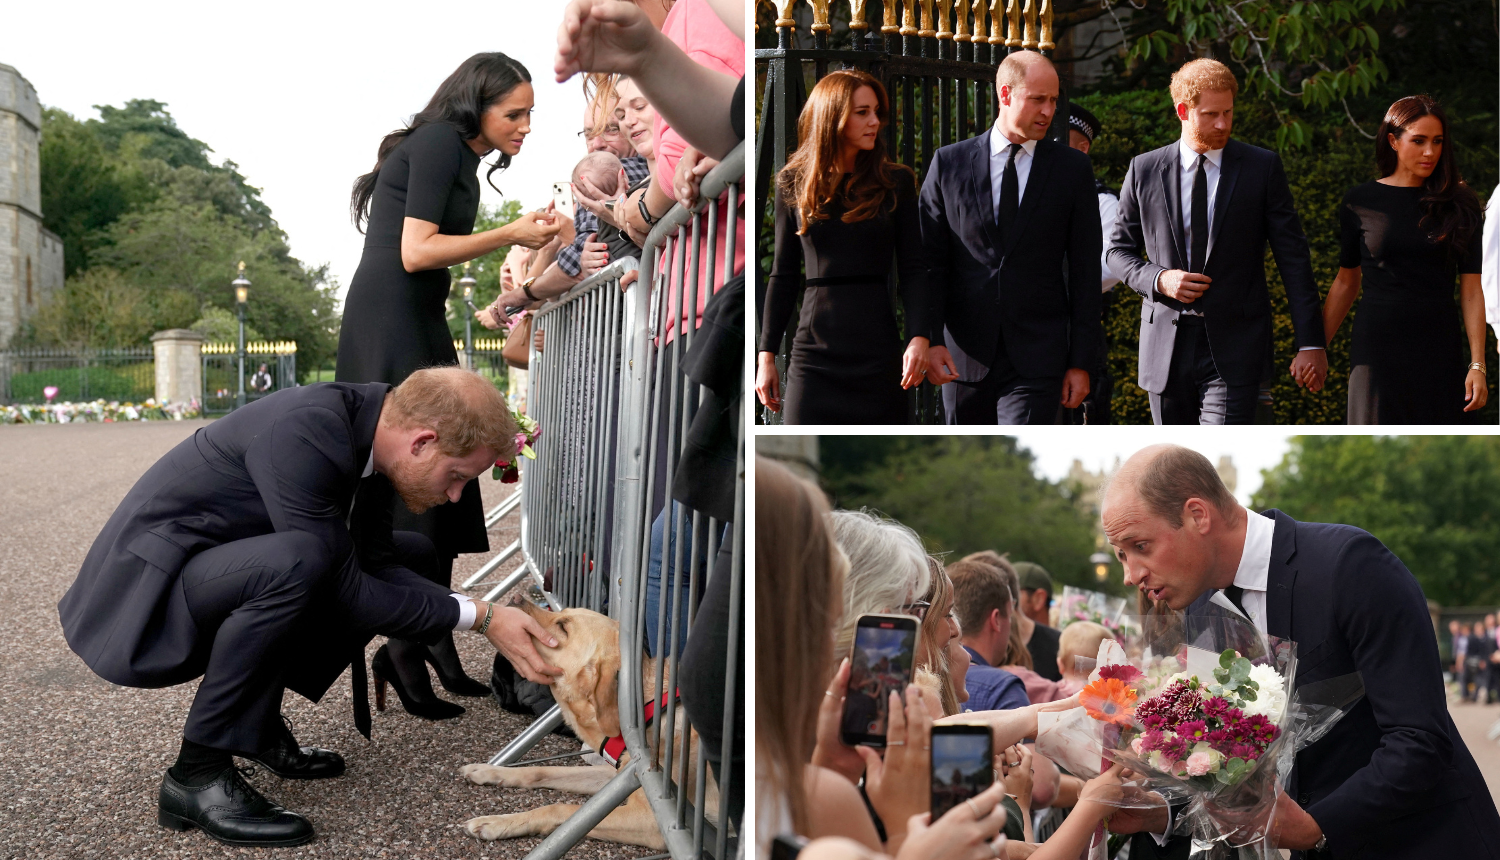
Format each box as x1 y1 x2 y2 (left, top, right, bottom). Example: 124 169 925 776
888 740 906 746
825 691 835 697
964 798 982 819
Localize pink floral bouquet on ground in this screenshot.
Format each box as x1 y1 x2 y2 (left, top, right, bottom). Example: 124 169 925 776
492 412 540 483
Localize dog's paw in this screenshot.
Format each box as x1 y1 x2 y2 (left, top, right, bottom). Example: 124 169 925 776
465 814 528 841
460 763 512 786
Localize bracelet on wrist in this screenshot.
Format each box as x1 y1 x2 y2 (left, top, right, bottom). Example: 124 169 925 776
476 601 495 635
1469 361 1486 374
637 194 662 227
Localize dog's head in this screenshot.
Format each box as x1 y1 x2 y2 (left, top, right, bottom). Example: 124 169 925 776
520 600 622 744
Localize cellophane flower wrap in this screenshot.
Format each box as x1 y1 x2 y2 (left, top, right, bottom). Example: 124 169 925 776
1058 585 1138 637
492 409 540 483
1035 603 1364 860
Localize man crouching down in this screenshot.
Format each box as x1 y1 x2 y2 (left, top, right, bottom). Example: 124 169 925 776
57 367 562 847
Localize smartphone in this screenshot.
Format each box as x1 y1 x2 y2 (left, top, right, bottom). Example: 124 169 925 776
840 613 919 747
552 182 576 220
770 834 808 860
930 724 995 821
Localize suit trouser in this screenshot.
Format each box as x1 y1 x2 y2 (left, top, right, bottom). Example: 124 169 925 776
943 334 1062 425
1149 316 1259 425
178 530 437 754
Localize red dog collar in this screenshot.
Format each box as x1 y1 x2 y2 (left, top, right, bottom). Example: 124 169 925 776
600 687 679 768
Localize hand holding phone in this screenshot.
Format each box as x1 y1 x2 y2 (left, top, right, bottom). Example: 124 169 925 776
840 614 919 748
858 683 932 849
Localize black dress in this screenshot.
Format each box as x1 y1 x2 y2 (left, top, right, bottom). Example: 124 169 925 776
1339 181 1484 424
337 121 488 555
760 172 930 424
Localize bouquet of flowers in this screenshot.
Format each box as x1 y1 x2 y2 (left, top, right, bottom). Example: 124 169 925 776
1037 605 1364 860
1058 585 1137 637
2 398 201 425
492 411 540 483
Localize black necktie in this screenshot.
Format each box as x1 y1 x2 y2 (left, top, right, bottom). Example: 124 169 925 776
1190 153 1209 273
1222 583 1249 619
998 142 1021 240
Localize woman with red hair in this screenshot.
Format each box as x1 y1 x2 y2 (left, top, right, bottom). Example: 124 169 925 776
756 70 933 424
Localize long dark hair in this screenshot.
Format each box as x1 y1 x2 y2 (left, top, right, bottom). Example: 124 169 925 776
777 69 912 235
1375 94 1483 254
351 52 531 232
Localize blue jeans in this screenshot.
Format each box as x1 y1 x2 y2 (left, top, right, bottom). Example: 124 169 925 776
644 504 725 658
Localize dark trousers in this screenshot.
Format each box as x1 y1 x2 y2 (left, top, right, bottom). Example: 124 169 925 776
679 540 744 834
944 337 1062 425
1149 317 1258 425
178 530 438 753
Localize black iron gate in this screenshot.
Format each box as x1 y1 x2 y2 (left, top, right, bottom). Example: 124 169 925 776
755 0 1071 424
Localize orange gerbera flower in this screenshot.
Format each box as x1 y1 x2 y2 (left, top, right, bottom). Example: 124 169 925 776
1080 677 1138 727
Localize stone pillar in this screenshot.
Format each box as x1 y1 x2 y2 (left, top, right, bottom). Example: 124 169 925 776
151 329 204 406
754 435 820 482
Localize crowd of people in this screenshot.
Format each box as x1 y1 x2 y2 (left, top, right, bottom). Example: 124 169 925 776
757 445 1500 860
1452 614 1500 704
757 53 1491 425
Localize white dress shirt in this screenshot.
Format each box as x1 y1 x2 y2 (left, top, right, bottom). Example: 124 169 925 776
990 126 1038 219
1099 191 1121 291
1178 139 1224 253
1210 509 1274 635
358 450 476 631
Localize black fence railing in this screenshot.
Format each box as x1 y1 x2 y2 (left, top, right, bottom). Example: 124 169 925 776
0 347 156 405
756 0 1071 424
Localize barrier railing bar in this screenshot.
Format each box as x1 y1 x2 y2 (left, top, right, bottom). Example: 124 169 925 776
484 487 524 528
460 539 521 590
480 561 532 604
520 758 644 860
715 397 746 860
488 704 567 766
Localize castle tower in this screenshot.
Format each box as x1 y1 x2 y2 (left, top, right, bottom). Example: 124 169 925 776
0 63 64 347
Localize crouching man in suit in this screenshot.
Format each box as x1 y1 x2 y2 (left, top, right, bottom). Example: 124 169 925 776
57 367 562 847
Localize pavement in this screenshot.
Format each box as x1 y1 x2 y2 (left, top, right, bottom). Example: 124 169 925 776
0 419 651 860
1449 697 1500 810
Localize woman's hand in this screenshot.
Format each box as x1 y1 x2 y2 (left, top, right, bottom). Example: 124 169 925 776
901 337 930 389
811 657 866 785
555 0 661 81
574 168 630 230
476 306 507 330
673 146 719 207
579 233 610 276
1464 366 1489 412
533 327 545 353
1078 762 1127 806
999 743 1033 813
895 780 1009 860
506 208 565 249
755 351 782 413
857 685 932 850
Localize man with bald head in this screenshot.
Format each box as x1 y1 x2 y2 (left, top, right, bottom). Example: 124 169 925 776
1100 445 1499 859
919 51 1102 424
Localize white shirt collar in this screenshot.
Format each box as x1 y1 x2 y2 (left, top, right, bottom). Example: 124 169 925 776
1179 139 1225 171
362 451 375 478
1232 509 1274 594
991 126 1039 159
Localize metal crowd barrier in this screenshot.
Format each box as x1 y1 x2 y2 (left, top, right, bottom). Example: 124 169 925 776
517 143 745 860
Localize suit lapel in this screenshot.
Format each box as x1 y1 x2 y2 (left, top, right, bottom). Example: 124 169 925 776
1265 508 1296 641
968 130 1001 253
1001 139 1056 259
1205 140 1243 265
1158 147 1186 267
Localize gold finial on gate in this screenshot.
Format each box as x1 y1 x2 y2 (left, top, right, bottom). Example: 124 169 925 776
988 0 1004 45
1021 0 1038 49
954 0 971 42
850 0 870 31
1038 0 1054 51
918 0 936 37
810 0 832 32
772 0 799 29
900 0 919 37
936 0 954 40
883 0 900 34
1003 0 1021 47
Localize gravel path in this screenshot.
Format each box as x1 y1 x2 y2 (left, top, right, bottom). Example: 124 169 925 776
0 420 652 860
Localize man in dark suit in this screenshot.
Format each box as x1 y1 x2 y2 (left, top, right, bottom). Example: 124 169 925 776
57 368 561 847
1106 59 1327 424
920 51 1102 424
1100 444 1500 859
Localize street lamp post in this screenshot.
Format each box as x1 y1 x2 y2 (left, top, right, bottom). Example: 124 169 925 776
459 262 477 371
232 261 250 410
1089 551 1113 583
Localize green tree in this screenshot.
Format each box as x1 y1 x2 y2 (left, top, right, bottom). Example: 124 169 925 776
1251 435 1500 606
818 436 1111 593
39 107 155 276
26 267 157 349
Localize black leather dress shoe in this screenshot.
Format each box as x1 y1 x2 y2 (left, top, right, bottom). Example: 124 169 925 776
249 716 346 780
158 766 314 847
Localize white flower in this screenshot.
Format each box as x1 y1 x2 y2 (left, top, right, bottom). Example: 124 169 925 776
1240 663 1288 722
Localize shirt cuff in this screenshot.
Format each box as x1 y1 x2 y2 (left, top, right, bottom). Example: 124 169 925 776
1151 805 1175 846
452 594 476 631
1297 346 1324 351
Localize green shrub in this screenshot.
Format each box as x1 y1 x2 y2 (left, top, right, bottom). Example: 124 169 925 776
8 363 155 404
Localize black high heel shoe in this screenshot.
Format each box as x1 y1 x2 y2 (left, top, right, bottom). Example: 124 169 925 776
424 633 491 697
371 643 465 720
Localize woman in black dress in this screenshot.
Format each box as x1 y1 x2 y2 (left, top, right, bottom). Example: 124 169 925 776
340 53 562 718
755 69 932 425
1320 95 1488 423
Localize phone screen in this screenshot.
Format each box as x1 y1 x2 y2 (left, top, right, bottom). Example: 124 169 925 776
840 614 918 747
930 726 994 821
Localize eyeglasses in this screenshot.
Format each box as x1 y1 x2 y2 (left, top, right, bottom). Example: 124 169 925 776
898 600 932 620
578 125 624 140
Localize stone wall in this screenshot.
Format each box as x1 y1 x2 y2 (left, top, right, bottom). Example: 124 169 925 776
0 64 55 347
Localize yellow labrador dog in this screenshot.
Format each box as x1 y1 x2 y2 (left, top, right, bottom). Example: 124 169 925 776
459 600 717 849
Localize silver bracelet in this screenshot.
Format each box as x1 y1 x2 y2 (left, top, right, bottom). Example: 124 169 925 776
476 601 495 635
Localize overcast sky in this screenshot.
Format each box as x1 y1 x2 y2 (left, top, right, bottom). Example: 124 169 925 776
5 0 593 304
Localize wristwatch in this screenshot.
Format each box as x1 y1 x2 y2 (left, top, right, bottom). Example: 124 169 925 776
521 275 539 302
1312 833 1328 854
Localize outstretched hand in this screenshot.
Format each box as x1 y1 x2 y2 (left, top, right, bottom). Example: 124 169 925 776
484 606 564 684
555 0 660 81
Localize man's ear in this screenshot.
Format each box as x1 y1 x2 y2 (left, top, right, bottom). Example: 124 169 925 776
409 428 439 457
989 607 1004 635
1176 102 1190 122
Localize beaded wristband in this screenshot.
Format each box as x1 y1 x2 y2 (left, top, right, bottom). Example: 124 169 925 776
477 601 495 636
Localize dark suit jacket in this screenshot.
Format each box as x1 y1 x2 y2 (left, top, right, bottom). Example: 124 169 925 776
1177 510 1500 859
918 132 1102 380
1106 139 1324 391
57 383 460 703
